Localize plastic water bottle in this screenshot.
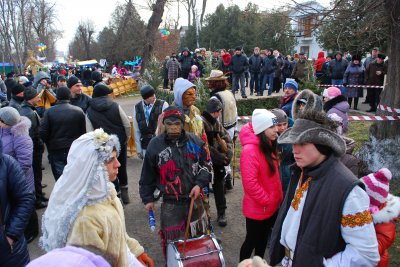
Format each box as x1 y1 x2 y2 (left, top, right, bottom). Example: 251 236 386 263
148 209 156 232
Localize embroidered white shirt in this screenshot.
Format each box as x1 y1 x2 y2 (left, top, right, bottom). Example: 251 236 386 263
280 184 380 267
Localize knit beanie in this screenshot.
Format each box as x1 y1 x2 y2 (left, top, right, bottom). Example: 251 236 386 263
24 86 38 101
162 106 185 124
140 85 155 100
0 106 20 126
252 109 277 135
56 87 71 100
284 80 298 92
322 87 341 100
91 71 102 82
361 168 392 212
57 75 67 82
12 84 26 95
206 97 223 113
271 108 288 123
92 83 113 98
67 76 81 89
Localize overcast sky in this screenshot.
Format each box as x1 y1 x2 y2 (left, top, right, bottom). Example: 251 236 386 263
56 0 329 53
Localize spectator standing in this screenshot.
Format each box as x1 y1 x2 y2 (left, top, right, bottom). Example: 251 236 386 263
166 52 180 91
314 51 326 79
323 86 350 133
365 53 387 112
9 84 26 111
261 49 278 96
40 87 86 180
320 54 332 85
178 47 195 79
67 76 91 113
239 109 282 261
248 47 262 96
343 55 365 110
162 56 170 89
20 87 47 209
0 140 35 267
291 52 309 84
86 83 131 204
328 51 349 92
280 80 298 119
273 50 284 93
229 47 249 98
5 72 17 101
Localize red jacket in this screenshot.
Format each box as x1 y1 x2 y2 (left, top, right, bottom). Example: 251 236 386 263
372 194 400 267
314 51 326 72
239 123 283 220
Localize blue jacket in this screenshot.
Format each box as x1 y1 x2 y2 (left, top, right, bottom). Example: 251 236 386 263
0 141 35 266
229 54 249 74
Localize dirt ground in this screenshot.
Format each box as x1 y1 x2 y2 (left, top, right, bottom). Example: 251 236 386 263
28 95 248 266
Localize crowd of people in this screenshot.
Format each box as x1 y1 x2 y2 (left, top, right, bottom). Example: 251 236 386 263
0 44 398 267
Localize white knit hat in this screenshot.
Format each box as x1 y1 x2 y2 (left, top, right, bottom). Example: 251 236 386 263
252 109 277 135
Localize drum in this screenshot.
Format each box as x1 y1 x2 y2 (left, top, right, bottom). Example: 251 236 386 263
167 235 225 267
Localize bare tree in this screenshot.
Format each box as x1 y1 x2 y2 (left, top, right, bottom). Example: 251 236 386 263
141 0 168 72
199 0 207 26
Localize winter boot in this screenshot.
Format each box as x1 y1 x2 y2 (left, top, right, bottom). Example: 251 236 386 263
121 185 130 204
225 173 233 191
217 211 227 227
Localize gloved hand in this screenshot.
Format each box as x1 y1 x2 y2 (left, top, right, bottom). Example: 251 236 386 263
137 152 143 160
137 252 154 267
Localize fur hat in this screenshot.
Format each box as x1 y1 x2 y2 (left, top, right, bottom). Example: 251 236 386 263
284 80 298 92
252 109 277 135
206 97 223 113
67 76 81 89
292 89 323 120
0 106 20 126
56 87 71 100
361 168 392 211
235 46 242 51
352 54 362 61
162 106 185 124
140 85 155 100
271 108 288 123
278 114 346 156
322 87 341 100
12 84 26 95
24 86 38 101
92 83 113 98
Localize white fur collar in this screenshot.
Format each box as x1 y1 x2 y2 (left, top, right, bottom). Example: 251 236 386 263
372 194 400 224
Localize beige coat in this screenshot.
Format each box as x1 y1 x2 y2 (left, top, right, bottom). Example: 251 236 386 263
67 189 144 267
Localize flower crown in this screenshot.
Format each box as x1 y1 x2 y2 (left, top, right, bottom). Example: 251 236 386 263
92 128 120 162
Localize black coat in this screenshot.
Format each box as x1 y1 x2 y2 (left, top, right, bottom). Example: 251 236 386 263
0 141 35 266
178 54 195 72
229 54 248 74
70 93 91 113
248 54 262 73
20 101 43 149
40 100 86 152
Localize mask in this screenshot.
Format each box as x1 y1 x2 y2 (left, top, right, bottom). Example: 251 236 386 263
182 88 196 107
164 118 183 139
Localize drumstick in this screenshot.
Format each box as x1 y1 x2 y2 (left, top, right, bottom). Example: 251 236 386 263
182 197 195 259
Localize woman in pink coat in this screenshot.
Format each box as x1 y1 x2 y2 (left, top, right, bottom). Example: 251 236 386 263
239 109 283 261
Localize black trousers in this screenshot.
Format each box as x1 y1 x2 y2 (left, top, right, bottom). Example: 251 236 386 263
212 167 227 214
239 213 277 261
117 143 128 186
32 148 43 199
370 88 383 110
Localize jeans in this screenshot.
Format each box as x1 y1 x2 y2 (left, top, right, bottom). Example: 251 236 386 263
262 73 274 96
331 79 345 94
250 72 260 94
232 73 246 96
48 149 69 181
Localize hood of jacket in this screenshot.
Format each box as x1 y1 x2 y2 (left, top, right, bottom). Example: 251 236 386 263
173 78 196 108
33 71 50 88
372 194 400 224
342 136 355 154
317 51 325 59
221 53 231 65
10 116 31 137
239 123 259 147
292 89 323 119
89 96 114 112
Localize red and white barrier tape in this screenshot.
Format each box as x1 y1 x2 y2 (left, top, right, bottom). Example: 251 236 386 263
237 116 400 121
318 84 384 88
378 104 400 114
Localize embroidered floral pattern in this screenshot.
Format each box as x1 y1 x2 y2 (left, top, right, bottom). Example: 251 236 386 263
341 210 373 228
291 177 312 211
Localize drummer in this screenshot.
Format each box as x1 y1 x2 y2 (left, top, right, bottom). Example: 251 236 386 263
139 106 213 257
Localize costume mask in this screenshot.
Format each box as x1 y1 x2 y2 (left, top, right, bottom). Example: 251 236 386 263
182 88 196 107
164 118 183 139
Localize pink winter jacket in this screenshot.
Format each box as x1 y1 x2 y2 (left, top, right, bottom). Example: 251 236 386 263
239 123 283 220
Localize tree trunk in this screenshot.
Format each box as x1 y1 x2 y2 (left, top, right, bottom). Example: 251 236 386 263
200 0 207 27
141 0 168 73
357 0 400 178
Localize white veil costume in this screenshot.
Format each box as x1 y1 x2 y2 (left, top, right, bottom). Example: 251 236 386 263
40 129 120 252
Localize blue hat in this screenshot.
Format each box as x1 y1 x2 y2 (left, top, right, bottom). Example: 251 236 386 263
284 80 298 92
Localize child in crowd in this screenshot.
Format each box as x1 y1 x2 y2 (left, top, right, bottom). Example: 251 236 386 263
188 65 200 83
361 168 400 267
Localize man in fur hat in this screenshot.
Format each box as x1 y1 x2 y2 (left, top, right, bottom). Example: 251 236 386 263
139 106 212 259
269 110 380 267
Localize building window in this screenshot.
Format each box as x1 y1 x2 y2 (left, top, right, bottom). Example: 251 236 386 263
300 46 310 58
298 15 317 37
